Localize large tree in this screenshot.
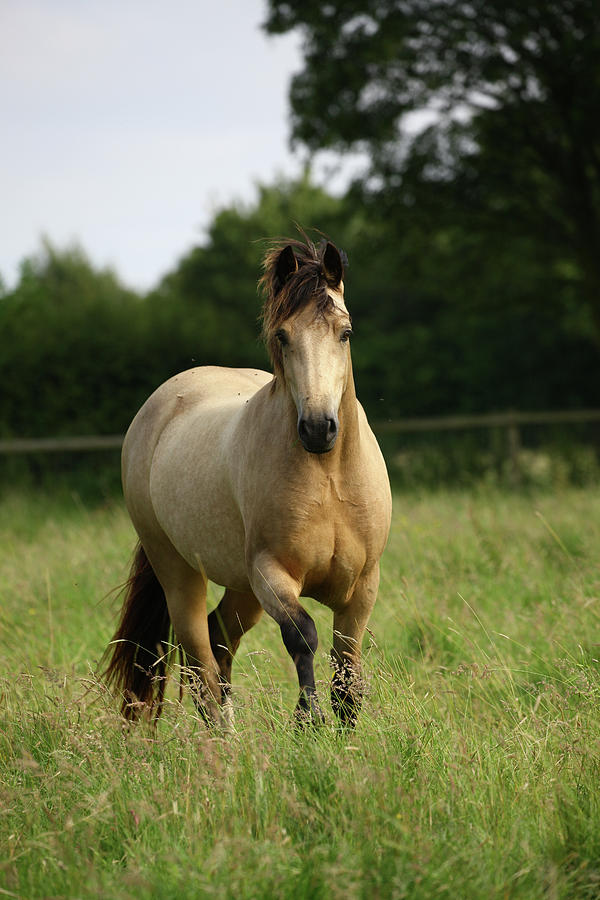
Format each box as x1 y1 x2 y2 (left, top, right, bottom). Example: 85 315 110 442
265 0 600 333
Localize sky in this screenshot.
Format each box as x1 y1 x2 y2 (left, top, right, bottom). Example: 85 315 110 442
0 0 317 291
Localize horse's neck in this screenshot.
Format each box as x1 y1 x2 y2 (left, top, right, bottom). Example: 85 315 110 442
336 366 362 466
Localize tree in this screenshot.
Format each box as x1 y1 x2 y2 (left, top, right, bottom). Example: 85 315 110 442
0 241 148 436
147 172 354 373
264 0 600 334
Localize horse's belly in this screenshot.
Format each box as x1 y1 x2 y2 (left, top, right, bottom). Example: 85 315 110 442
153 490 250 591
148 411 251 592
167 514 250 591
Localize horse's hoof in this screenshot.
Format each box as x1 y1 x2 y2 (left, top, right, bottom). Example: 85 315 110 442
331 691 359 729
216 694 234 733
294 697 325 728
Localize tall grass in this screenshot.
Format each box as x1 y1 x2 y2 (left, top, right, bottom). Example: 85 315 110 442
1 486 600 898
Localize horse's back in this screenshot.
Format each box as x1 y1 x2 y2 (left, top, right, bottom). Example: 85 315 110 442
125 365 269 443
165 366 271 403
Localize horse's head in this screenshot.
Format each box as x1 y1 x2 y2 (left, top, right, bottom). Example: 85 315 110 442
261 238 352 454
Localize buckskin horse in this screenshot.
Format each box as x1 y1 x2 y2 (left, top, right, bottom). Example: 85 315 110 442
104 237 391 727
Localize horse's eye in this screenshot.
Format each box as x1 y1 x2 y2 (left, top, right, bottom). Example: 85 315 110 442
340 329 353 343
275 329 289 346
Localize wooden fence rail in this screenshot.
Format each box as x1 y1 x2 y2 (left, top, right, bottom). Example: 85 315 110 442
0 435 124 454
373 409 600 433
374 409 600 482
0 410 599 455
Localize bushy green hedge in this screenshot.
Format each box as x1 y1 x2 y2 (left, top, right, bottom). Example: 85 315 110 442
2 177 599 464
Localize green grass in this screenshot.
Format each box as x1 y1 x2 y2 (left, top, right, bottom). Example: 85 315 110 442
2 485 600 898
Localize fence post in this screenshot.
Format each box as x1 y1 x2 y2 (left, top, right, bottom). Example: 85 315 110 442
506 412 522 485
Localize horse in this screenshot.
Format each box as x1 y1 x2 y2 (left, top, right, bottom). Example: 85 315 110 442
103 237 392 727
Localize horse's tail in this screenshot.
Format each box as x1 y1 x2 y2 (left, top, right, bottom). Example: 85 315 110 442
102 543 172 720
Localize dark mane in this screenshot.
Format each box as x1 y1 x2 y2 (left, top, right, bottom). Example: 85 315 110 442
259 236 346 374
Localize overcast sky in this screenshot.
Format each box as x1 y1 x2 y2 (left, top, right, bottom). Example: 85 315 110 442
0 0 312 291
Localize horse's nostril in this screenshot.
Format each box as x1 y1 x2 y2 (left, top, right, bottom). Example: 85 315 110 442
327 418 338 439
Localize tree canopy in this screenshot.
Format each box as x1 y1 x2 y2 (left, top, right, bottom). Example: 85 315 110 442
264 0 600 332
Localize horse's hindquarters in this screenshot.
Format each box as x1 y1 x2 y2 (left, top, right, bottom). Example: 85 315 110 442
123 367 272 592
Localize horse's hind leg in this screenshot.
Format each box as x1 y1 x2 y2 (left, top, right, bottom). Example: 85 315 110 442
142 541 223 723
208 589 263 716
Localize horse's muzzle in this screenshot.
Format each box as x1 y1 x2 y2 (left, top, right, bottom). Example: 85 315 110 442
298 414 339 454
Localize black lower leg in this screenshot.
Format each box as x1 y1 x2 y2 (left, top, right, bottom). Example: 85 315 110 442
280 609 324 724
331 651 362 728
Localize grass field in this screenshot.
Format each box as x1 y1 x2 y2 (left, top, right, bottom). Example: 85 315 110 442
1 485 600 899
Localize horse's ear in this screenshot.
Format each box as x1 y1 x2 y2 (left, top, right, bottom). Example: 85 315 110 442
274 245 298 292
323 242 344 288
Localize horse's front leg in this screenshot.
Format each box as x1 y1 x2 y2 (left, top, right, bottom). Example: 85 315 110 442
251 555 325 725
331 566 380 728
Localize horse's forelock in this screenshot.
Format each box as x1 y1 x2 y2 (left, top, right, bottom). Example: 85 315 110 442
259 238 342 373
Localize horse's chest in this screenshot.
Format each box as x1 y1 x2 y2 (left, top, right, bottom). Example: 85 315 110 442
281 488 376 603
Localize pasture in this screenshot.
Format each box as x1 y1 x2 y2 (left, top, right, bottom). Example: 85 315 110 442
1 485 600 899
